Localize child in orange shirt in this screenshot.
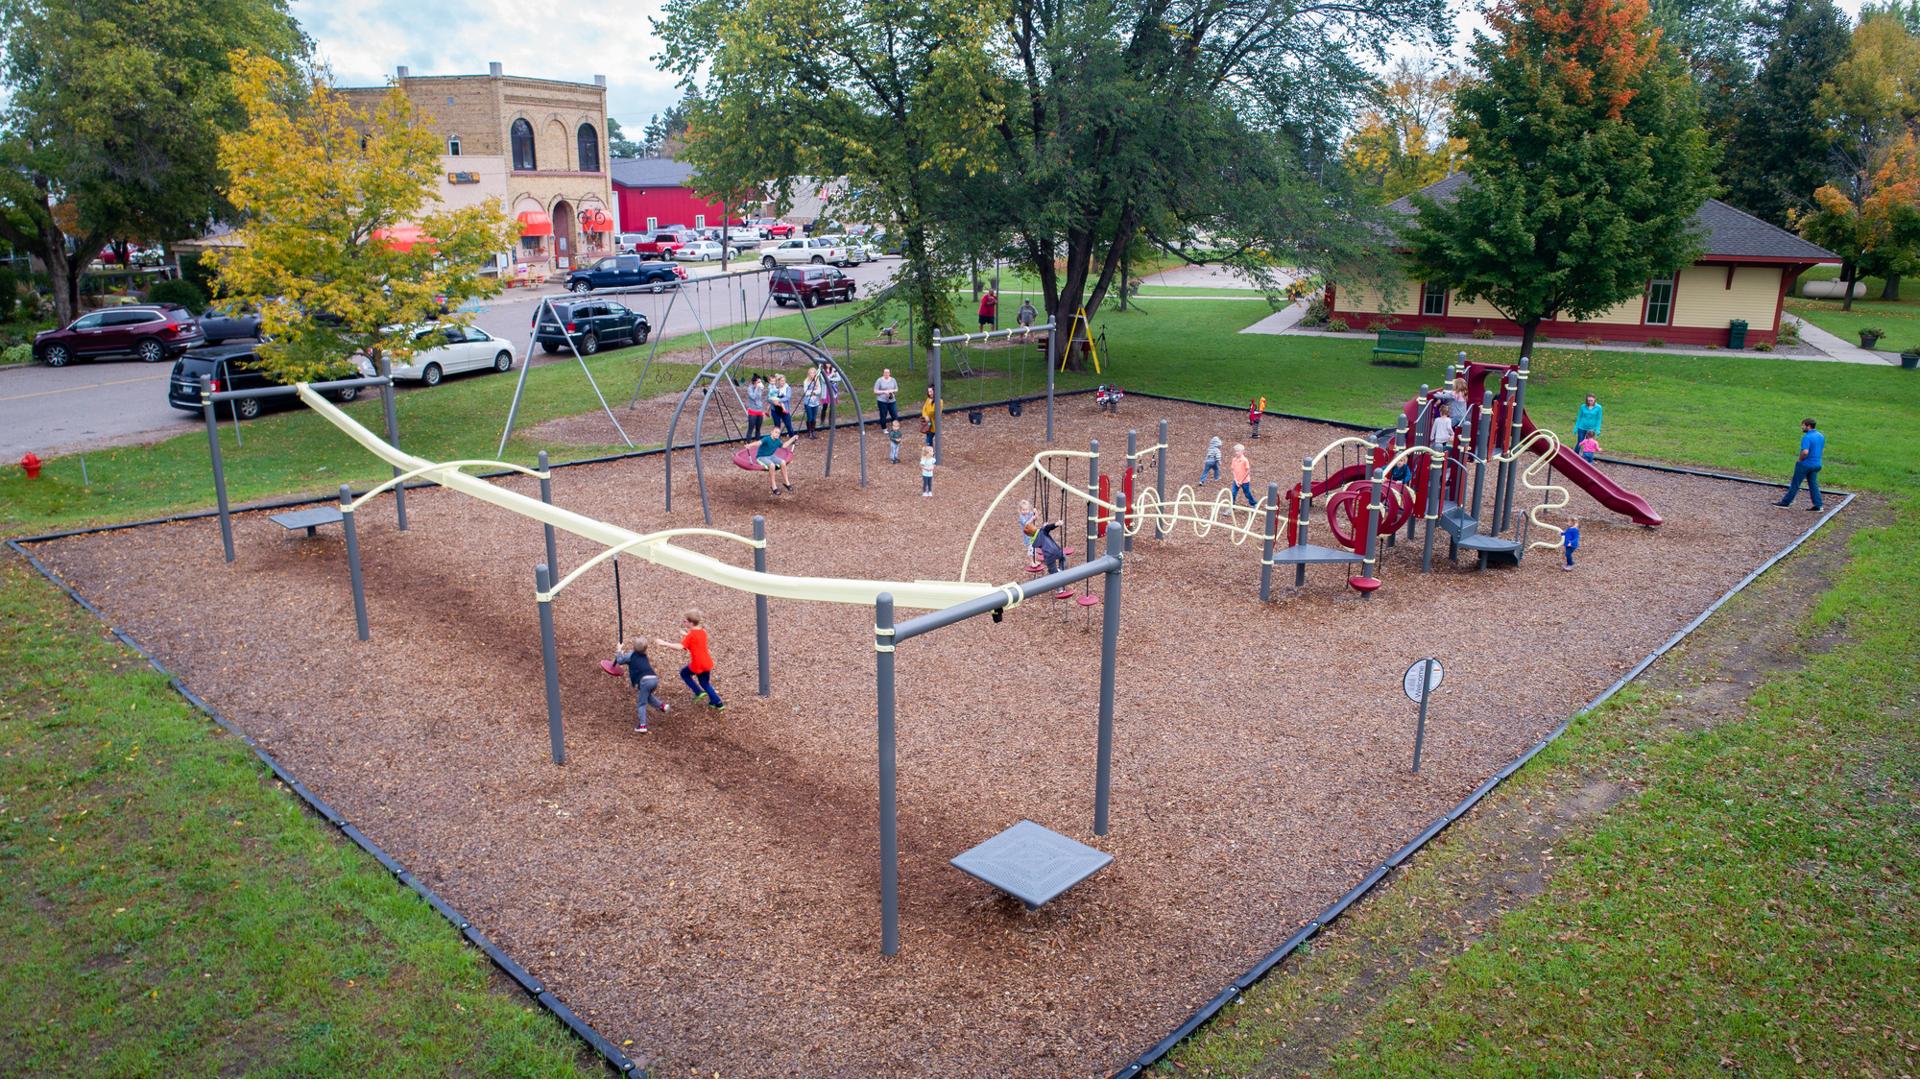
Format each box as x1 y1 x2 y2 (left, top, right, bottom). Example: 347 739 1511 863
656 608 724 711
1229 443 1256 506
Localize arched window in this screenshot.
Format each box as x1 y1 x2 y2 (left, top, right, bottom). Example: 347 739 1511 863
576 123 601 172
448 134 462 156
510 118 536 171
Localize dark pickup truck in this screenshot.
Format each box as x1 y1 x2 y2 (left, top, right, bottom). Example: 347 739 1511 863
566 254 686 294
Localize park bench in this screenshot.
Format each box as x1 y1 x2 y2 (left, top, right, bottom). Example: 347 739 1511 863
1370 329 1427 366
950 819 1112 911
269 505 345 537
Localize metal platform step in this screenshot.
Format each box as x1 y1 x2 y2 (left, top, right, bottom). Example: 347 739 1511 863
1455 533 1522 553
1269 542 1363 566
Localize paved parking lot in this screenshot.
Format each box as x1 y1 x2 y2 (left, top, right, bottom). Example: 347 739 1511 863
1 258 906 460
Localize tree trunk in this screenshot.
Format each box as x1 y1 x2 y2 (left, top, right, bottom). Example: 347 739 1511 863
1841 260 1857 312
1517 319 1541 360
1054 229 1098 371
41 219 80 327
1881 274 1900 301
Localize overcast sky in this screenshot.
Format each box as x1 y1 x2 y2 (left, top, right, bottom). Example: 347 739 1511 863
297 0 1871 138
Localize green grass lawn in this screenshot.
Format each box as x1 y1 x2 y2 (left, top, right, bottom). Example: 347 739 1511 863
1784 265 1920 352
5 295 1920 1074
0 559 599 1076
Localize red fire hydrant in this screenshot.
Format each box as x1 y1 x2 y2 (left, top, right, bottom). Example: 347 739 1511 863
20 452 42 479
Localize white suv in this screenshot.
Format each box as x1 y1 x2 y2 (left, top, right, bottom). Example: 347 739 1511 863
760 236 859 268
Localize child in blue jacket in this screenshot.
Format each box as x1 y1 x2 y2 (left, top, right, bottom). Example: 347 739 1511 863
1561 516 1580 571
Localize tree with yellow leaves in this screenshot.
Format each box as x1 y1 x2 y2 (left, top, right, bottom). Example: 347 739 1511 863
209 53 517 381
1794 131 1920 312
1344 56 1470 204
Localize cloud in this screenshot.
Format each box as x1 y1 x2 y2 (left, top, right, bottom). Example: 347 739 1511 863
293 0 686 129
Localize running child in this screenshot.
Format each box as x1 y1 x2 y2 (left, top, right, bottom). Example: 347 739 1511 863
610 639 669 734
1199 435 1223 484
1561 516 1580 571
656 609 724 711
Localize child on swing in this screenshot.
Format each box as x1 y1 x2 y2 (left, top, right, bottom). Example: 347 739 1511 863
1033 519 1074 598
1016 498 1043 569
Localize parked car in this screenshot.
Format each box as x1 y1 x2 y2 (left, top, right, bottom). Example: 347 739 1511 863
198 303 264 345
761 237 860 268
384 324 517 385
815 235 871 266
673 240 754 262
769 266 857 307
627 229 700 259
34 305 205 366
533 299 650 355
566 254 686 293
166 345 362 420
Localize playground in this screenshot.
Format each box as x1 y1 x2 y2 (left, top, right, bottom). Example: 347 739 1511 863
27 395 1817 1075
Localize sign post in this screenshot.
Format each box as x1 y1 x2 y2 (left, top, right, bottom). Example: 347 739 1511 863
1402 657 1444 773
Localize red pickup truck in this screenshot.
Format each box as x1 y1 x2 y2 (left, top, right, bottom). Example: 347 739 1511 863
626 229 698 259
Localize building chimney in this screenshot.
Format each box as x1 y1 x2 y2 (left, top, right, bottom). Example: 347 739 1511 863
489 61 503 77
396 65 409 79
594 74 607 87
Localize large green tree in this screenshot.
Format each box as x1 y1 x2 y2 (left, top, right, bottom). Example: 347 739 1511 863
0 0 305 324
982 0 1452 332
1648 0 1758 143
1403 0 1717 358
1719 0 1851 226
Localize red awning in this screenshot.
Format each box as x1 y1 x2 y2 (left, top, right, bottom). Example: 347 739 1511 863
371 224 433 253
579 208 612 233
516 210 553 237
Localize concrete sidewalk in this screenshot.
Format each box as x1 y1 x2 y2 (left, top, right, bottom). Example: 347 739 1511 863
1782 315 1899 365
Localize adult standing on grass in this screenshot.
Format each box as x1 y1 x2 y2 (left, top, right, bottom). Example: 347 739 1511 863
873 367 899 425
1015 298 1036 340
1574 394 1603 449
978 287 998 331
1775 418 1825 512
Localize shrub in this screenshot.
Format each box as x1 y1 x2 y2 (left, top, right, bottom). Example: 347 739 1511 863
1776 320 1802 346
1365 319 1393 333
1470 327 1496 339
1299 296 1329 327
146 278 208 311
1644 337 1666 347
1582 335 1606 345
1325 317 1349 333
1754 341 1775 352
1418 323 1444 336
2 342 30 366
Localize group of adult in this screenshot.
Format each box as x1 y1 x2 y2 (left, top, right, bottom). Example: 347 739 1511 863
741 363 940 495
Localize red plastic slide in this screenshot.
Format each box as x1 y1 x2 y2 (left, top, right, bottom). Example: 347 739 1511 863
1518 413 1662 526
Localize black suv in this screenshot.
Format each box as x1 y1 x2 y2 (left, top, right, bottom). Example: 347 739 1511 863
534 300 649 355
167 345 363 420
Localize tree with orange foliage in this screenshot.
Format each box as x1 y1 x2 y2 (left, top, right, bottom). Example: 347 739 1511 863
1793 132 1920 312
1402 0 1715 357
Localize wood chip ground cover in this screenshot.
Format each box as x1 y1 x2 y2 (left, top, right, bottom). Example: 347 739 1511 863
31 400 1813 1075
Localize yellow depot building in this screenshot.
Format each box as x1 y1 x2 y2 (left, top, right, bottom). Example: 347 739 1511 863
1329 173 1838 348
341 63 615 283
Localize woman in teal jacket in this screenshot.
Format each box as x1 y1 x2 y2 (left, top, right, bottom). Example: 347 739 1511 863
1574 395 1603 447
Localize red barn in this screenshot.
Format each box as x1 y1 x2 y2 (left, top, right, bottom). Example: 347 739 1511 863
611 157 737 233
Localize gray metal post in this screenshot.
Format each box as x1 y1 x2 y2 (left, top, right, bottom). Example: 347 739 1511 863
1471 390 1494 569
1360 469 1384 599
1259 481 1280 602
1045 306 1057 443
340 484 369 641
1499 357 1529 534
377 356 407 530
1087 439 1101 567
537 450 558 577
1123 429 1137 554
753 515 771 697
1422 443 1443 573
202 383 235 563
931 330 944 465
1412 656 1434 772
1295 457 1313 587
874 593 899 955
1094 490 1123 836
536 563 565 766
1154 418 1168 541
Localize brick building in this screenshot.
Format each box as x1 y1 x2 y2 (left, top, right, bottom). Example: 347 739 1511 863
341 63 615 280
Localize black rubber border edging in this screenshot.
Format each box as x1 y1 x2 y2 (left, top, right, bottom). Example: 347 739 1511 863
1105 418 1855 1079
9 384 1846 1078
3 537 644 1079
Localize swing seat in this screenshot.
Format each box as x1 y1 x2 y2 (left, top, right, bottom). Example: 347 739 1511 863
599 659 624 677
1347 576 1382 593
732 445 794 471
1076 593 1101 607
1027 562 1047 575
1053 587 1076 599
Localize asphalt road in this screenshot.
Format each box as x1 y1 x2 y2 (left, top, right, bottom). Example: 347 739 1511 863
1 257 907 460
